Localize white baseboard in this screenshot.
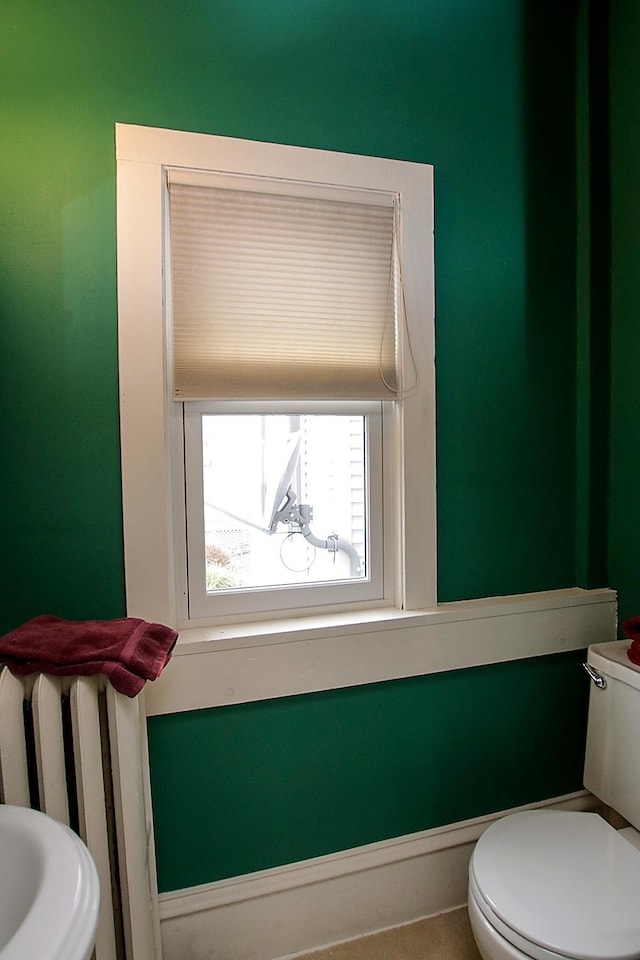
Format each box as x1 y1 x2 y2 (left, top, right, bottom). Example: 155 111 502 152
158 791 599 960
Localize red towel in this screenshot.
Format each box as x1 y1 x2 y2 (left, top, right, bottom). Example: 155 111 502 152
621 617 640 667
0 615 178 698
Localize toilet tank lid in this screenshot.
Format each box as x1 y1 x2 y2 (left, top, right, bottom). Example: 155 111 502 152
470 810 640 960
588 641 640 691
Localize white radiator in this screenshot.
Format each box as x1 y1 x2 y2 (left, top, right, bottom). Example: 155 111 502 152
0 668 162 960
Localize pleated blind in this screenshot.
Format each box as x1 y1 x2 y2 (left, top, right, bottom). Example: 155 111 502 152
168 177 399 400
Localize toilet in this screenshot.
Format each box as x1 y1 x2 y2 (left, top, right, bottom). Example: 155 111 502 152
468 640 640 960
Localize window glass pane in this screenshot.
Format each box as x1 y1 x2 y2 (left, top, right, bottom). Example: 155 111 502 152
201 414 367 592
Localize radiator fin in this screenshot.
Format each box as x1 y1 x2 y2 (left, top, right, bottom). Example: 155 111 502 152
0 669 30 806
32 674 70 825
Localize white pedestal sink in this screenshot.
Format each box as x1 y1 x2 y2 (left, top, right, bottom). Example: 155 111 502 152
0 805 100 960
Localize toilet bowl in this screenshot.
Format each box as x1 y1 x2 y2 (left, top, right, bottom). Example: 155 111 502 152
468 809 640 960
467 642 640 960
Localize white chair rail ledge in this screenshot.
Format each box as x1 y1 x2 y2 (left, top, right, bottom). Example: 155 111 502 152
143 587 617 716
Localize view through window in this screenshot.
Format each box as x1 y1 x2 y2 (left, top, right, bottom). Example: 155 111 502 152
201 413 368 593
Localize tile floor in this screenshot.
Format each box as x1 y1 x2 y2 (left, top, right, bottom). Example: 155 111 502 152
295 908 482 960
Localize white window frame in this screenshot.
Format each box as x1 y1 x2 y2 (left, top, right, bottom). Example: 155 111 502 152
183 401 385 621
116 123 436 631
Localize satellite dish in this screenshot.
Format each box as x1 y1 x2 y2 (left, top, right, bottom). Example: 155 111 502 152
265 433 301 532
205 432 301 534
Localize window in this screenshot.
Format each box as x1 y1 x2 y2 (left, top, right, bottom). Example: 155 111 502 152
116 125 436 629
184 403 384 619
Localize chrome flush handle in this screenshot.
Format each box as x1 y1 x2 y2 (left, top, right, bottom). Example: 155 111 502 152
582 662 607 689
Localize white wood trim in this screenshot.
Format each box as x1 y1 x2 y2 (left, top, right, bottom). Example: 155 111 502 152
117 151 176 628
397 181 436 609
116 123 432 191
158 791 599 960
144 586 617 715
107 687 163 960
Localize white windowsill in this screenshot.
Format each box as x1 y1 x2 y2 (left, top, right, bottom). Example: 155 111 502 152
173 586 612 652
143 587 617 716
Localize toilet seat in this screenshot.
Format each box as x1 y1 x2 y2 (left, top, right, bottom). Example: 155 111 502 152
469 810 640 960
468 877 565 960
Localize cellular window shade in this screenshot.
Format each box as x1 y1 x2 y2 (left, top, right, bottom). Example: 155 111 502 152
168 180 399 400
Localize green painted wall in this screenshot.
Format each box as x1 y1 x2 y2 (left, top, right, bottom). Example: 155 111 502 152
609 0 640 623
0 0 583 625
148 650 589 892
1 0 604 888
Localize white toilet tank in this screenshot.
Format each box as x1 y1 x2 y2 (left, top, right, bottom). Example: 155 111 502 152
584 640 640 829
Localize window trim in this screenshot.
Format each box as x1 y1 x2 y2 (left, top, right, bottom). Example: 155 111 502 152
116 123 436 630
